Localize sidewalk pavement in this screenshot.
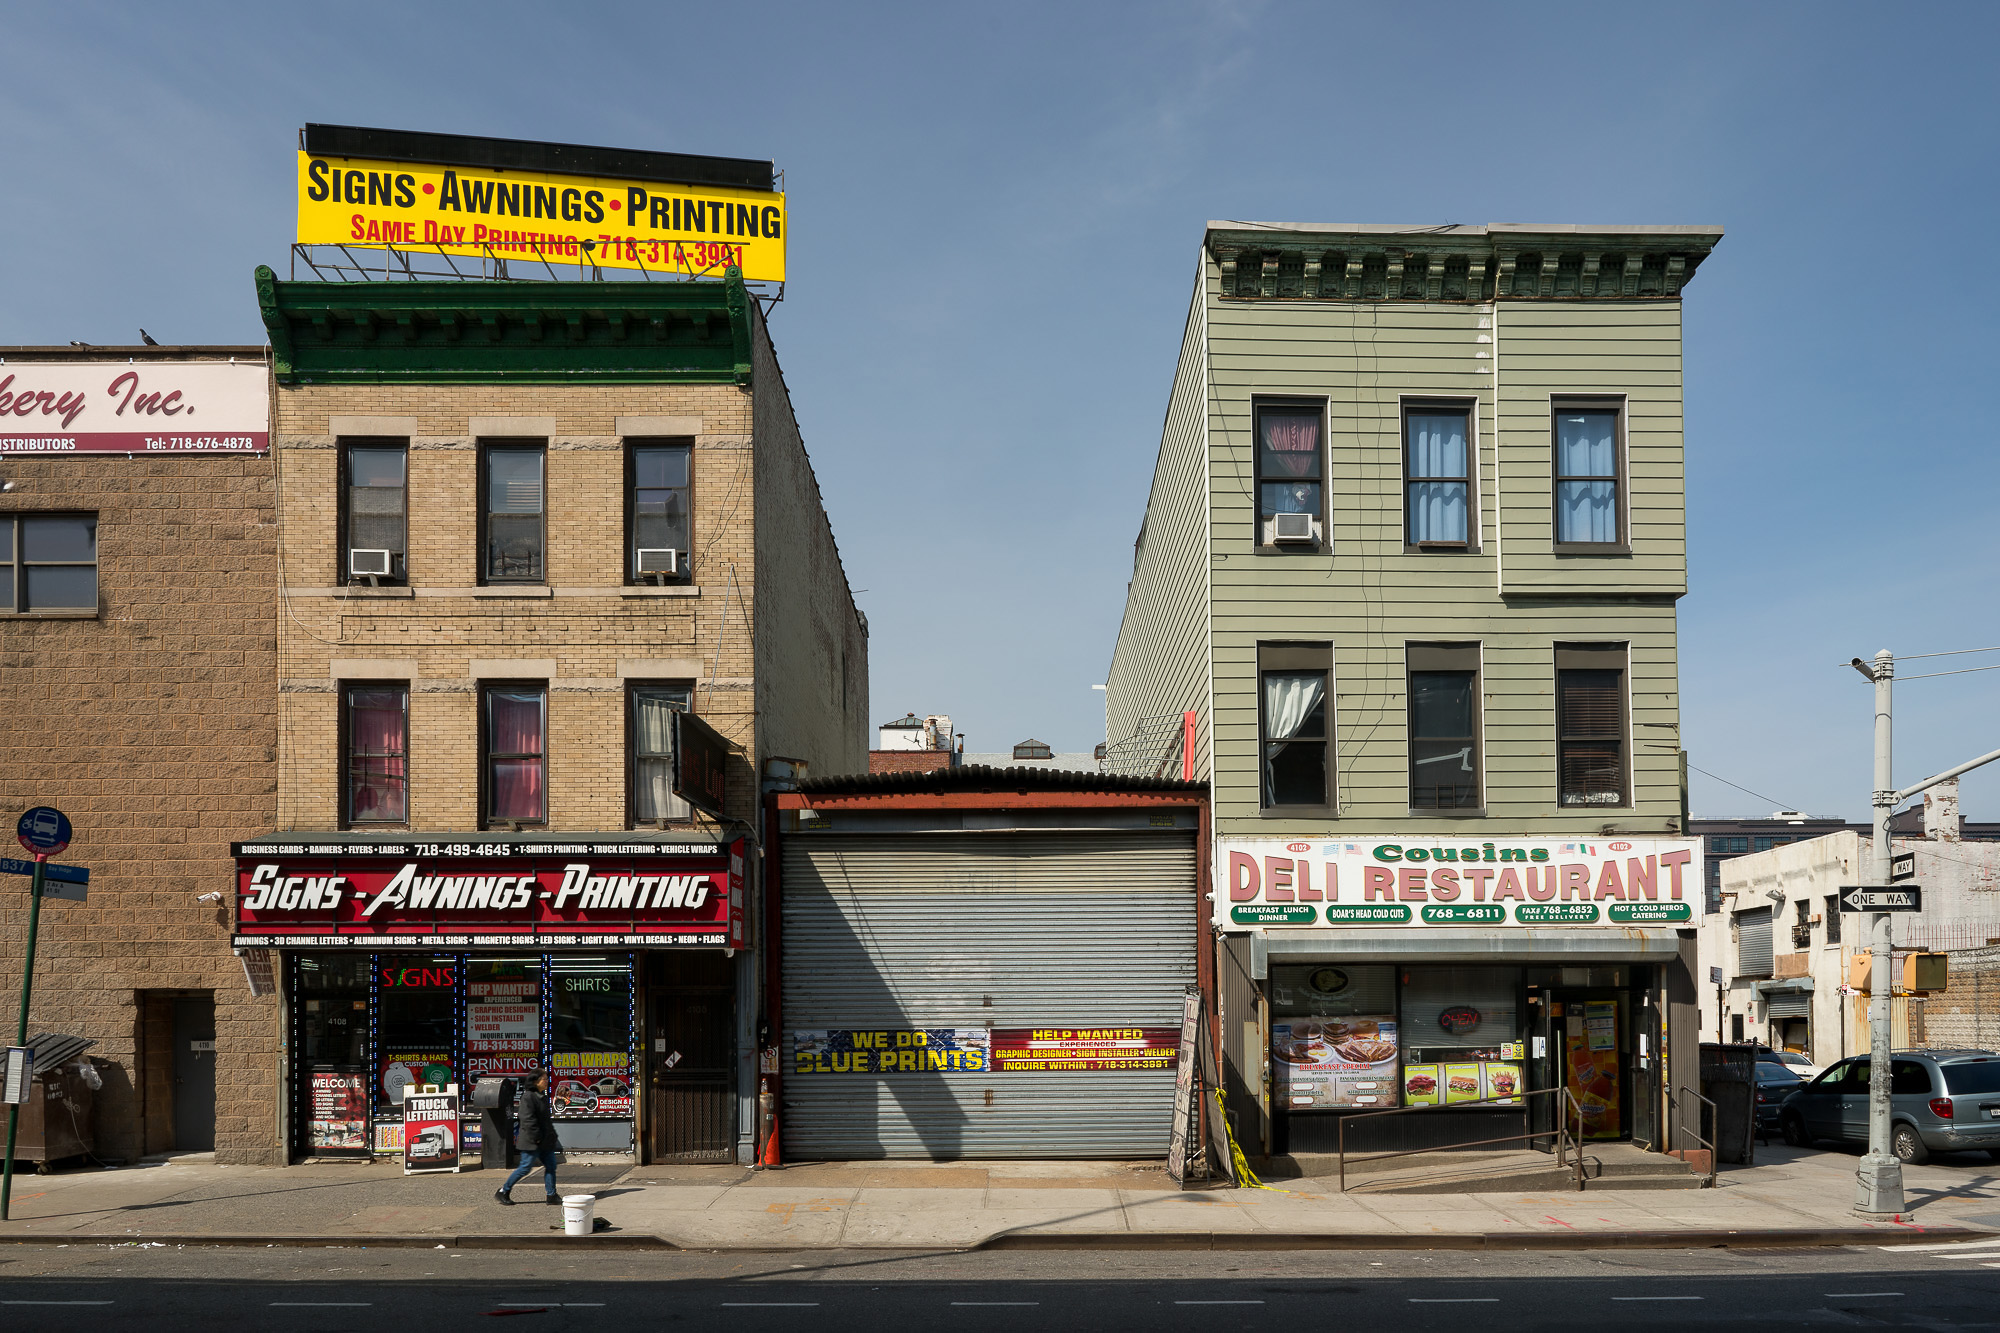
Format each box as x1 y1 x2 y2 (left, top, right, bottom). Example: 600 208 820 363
0 1144 1995 1251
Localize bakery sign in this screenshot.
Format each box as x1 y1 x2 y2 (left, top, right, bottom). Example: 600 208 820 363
229 837 745 947
1217 836 1702 930
0 360 269 455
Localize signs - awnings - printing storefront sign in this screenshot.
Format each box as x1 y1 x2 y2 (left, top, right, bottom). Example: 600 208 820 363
229 838 744 948
1216 836 1702 930
297 152 785 281
0 360 270 455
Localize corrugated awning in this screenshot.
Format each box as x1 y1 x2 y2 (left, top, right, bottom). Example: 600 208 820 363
1247 929 1683 978
1755 977 1815 994
26 1032 96 1069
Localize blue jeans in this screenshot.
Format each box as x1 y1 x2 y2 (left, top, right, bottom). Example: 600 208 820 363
503 1146 559 1197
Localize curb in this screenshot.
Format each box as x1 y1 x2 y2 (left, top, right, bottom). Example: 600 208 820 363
0 1226 1980 1253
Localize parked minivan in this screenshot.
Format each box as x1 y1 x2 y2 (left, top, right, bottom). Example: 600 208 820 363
1779 1050 2000 1163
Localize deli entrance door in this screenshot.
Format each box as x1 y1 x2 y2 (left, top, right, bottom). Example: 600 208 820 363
1552 992 1627 1141
644 952 735 1163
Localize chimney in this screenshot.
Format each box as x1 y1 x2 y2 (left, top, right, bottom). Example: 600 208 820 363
1925 778 1962 842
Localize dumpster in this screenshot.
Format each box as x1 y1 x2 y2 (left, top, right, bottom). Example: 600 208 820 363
8 1034 101 1172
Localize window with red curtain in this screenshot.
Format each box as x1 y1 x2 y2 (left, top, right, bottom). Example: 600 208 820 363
345 687 408 824
485 686 547 824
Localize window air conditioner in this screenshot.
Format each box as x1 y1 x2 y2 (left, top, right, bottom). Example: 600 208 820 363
636 548 682 577
349 549 394 578
1272 512 1315 543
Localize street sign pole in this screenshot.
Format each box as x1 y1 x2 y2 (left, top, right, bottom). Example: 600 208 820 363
1 855 47 1223
1856 649 1901 1218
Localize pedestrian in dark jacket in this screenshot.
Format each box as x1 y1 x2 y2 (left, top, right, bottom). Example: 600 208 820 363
495 1071 562 1205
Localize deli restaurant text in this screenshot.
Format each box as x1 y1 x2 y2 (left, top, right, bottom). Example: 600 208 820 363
1230 848 1695 904
304 160 783 242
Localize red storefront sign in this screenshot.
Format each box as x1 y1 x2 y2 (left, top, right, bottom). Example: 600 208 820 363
229 838 744 947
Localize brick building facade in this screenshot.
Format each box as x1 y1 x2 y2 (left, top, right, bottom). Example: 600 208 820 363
239 264 866 1165
0 346 280 1164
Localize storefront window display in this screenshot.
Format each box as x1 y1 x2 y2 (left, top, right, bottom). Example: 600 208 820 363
288 951 638 1160
1269 964 1400 1110
1400 966 1525 1107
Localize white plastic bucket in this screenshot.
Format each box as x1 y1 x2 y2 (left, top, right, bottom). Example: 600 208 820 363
562 1194 597 1237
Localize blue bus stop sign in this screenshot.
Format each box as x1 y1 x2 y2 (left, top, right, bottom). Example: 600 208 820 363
16 807 71 857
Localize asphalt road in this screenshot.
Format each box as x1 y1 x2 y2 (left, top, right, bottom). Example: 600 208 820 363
3 1240 2000 1329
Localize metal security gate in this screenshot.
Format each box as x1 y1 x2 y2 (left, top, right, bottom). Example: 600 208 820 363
1736 908 1773 978
1764 992 1810 1019
781 830 1195 1159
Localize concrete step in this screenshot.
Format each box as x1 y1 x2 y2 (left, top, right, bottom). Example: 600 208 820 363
1267 1142 1707 1195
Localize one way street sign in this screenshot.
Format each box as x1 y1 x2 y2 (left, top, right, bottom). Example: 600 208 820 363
1840 885 1922 913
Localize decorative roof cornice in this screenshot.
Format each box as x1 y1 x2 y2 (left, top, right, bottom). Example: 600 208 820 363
1204 223 1722 302
254 266 752 386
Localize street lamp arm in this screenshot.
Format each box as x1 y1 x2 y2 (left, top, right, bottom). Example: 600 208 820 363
1894 744 2000 803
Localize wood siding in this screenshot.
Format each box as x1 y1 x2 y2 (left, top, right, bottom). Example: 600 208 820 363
1107 264 1213 778
1114 248 1689 839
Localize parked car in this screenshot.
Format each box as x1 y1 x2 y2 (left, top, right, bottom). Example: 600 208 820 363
1754 1062 1805 1135
1778 1050 2000 1163
1757 1048 1823 1082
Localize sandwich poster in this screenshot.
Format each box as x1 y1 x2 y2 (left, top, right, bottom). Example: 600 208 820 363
1403 1064 1440 1106
1443 1062 1484 1104
1272 1016 1399 1108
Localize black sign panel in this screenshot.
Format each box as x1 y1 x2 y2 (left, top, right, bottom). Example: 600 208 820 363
673 710 730 819
1891 851 1918 882
1839 885 1922 913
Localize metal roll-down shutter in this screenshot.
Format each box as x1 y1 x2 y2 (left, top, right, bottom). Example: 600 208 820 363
781 830 1195 1159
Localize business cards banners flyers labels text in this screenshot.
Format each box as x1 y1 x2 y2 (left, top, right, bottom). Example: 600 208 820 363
1220 837 1702 928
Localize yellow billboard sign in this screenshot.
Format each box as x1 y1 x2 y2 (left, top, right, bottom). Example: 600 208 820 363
296 151 785 282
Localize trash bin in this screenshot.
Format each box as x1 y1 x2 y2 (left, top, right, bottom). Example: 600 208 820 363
10 1034 101 1173
562 1194 596 1237
471 1076 518 1171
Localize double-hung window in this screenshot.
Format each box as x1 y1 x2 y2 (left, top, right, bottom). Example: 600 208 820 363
1405 403 1473 549
630 683 693 825
1258 643 1332 810
341 440 407 583
1553 401 1625 549
343 684 408 825
1255 403 1324 548
0 513 96 613
627 440 692 583
1555 644 1629 807
481 442 546 583
1407 644 1481 811
483 684 547 826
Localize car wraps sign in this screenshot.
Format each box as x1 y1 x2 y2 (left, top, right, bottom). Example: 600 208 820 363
298 151 785 282
1217 837 1702 929
551 1051 634 1119
0 360 269 455
230 838 745 948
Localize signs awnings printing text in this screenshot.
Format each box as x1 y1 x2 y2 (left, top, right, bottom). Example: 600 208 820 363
298 152 785 282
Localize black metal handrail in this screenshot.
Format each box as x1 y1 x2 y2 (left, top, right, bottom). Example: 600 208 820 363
1669 1083 1720 1188
1336 1085 1585 1193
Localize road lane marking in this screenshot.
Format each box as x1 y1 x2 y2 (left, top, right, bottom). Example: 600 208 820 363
270 1303 373 1307
1611 1296 1702 1301
1826 1292 1902 1297
722 1303 820 1307
1175 1301 1264 1305
952 1302 1041 1306
1410 1298 1500 1303
1881 1238 2000 1252
3 1302 115 1306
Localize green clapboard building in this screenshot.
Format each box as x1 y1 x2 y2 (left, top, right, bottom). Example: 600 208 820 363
1107 222 1724 1164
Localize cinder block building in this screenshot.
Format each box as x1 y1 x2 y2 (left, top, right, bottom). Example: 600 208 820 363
233 255 867 1166
0 345 277 1164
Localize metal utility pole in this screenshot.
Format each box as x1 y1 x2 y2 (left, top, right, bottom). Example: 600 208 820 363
1 856 47 1223
1855 649 1899 1218
1849 649 2000 1218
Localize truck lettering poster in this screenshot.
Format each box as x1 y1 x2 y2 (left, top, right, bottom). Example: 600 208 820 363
402 1088 461 1174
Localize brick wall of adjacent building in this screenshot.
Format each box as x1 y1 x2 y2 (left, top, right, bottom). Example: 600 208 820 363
868 751 956 776
0 350 280 1165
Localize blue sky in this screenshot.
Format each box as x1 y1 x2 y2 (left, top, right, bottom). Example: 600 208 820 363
4 1 1997 821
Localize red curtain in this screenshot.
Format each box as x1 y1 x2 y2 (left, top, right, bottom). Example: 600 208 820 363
349 691 406 822
489 690 545 821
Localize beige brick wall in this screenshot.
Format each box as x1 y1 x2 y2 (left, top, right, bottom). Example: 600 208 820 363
0 430 281 1165
273 381 763 829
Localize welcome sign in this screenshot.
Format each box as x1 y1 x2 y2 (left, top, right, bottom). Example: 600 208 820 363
1216 836 1702 930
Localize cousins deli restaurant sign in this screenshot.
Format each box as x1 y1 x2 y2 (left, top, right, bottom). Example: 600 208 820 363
0 360 270 455
230 838 746 948
1216 837 1702 930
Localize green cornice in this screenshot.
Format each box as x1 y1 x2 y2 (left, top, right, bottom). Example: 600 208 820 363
1204 224 1722 302
254 266 753 386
